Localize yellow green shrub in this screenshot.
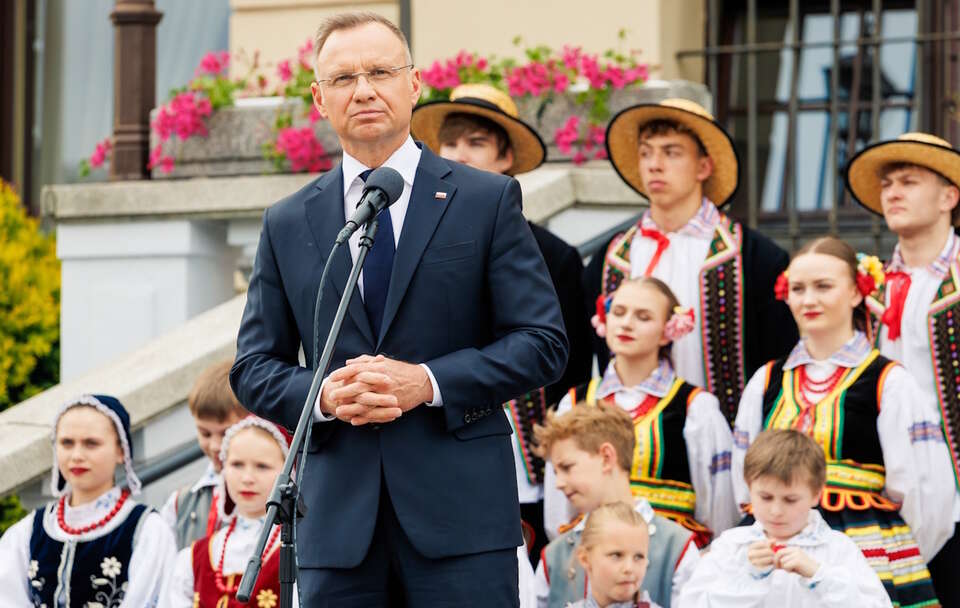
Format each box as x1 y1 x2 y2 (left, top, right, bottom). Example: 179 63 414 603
0 180 60 411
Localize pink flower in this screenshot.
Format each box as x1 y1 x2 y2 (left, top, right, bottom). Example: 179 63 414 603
554 115 581 155
476 57 488 71
298 39 315 70
593 148 608 160
552 72 569 93
196 51 230 77
572 150 587 165
147 144 175 173
151 91 211 143
561 45 582 72
663 307 696 342
277 60 293 83
274 127 332 173
88 138 112 168
308 106 322 124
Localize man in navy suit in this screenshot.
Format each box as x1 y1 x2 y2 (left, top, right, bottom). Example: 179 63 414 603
229 11 568 607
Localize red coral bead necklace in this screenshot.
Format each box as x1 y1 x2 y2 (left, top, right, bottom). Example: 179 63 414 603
57 489 131 535
214 517 281 595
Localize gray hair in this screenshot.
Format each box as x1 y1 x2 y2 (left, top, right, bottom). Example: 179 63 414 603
313 11 413 81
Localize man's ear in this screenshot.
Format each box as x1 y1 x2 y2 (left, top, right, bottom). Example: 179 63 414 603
696 154 714 183
310 82 330 120
941 183 960 217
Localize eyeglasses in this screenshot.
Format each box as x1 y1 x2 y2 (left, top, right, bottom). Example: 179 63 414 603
317 64 414 89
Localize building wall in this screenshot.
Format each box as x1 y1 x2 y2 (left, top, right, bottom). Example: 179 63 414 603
229 0 704 83
230 0 400 80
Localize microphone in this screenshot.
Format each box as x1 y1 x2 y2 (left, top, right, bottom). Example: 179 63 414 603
335 166 405 244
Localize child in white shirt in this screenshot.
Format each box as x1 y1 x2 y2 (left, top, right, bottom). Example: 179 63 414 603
678 429 890 607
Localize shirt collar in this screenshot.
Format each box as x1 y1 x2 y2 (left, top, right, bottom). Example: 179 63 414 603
640 197 721 239
597 358 677 400
783 331 872 370
341 135 421 198
745 509 832 548
888 230 959 278
190 461 220 493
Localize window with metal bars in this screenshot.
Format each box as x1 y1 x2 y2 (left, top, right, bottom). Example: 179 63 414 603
678 0 960 252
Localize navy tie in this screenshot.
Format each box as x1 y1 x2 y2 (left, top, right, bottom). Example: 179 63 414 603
358 169 395 340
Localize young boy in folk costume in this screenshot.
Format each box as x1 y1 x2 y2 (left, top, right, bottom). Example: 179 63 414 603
161 416 292 607
0 394 177 606
845 133 960 605
732 236 956 607
543 278 738 544
412 83 594 562
679 430 891 607
533 404 699 608
161 359 249 549
587 99 796 426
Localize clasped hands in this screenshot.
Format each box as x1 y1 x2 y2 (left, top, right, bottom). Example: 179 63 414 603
747 539 820 579
319 354 433 426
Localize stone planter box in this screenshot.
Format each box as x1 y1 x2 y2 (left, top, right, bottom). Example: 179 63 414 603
149 80 711 179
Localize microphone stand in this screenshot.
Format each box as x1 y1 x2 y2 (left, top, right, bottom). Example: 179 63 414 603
236 217 380 606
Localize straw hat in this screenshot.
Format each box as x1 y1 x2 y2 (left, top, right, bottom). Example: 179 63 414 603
845 132 960 221
411 83 546 175
605 98 739 206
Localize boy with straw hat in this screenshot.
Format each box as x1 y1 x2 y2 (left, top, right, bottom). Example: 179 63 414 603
586 98 796 427
845 132 960 605
412 83 594 564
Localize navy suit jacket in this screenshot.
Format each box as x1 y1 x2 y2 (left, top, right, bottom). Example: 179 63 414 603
230 145 569 568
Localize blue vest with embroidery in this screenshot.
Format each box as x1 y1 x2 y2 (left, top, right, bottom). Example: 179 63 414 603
28 503 148 607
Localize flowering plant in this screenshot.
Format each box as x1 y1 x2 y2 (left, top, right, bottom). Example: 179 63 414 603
774 271 790 301
420 31 648 165
591 294 612 338
855 253 885 296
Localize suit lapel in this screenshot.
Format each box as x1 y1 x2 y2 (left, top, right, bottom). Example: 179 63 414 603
377 148 457 347
302 166 376 352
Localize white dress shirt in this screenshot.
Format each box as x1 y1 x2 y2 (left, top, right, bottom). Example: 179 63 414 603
313 137 442 422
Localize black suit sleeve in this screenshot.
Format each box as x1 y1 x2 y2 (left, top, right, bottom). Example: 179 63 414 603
534 227 594 405
230 208 314 432
741 227 797 378
427 178 570 432
582 235 615 372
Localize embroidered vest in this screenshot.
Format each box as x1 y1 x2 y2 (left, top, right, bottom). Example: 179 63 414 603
28 503 149 608
191 532 281 608
867 264 960 488
175 483 217 550
600 216 746 425
542 513 689 608
504 387 548 485
761 352 900 512
569 378 711 541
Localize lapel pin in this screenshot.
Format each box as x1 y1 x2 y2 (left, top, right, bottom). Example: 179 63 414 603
434 191 447 200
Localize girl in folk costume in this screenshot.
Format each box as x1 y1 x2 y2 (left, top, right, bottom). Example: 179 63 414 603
732 236 956 608
586 99 796 427
845 133 960 605
565 502 663 608
161 416 292 608
544 277 738 545
0 394 177 607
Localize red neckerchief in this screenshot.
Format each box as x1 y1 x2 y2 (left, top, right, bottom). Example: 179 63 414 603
639 227 670 276
881 271 911 341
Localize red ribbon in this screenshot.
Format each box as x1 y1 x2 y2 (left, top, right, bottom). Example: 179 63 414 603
639 227 671 276
881 271 911 341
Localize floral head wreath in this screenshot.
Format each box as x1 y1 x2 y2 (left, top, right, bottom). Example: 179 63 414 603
591 294 696 342
774 254 885 301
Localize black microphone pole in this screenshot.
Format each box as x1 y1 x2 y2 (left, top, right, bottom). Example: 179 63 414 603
236 216 381 606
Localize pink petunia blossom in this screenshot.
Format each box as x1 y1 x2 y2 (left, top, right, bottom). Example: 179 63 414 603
298 39 315 70
275 127 331 173
277 59 294 83
88 138 112 168
196 51 230 77
308 106 323 124
147 144 175 173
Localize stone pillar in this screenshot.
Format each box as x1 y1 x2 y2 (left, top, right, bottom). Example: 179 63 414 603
57 220 239 381
109 0 162 181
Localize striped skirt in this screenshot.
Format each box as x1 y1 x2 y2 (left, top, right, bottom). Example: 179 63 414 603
820 506 939 608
